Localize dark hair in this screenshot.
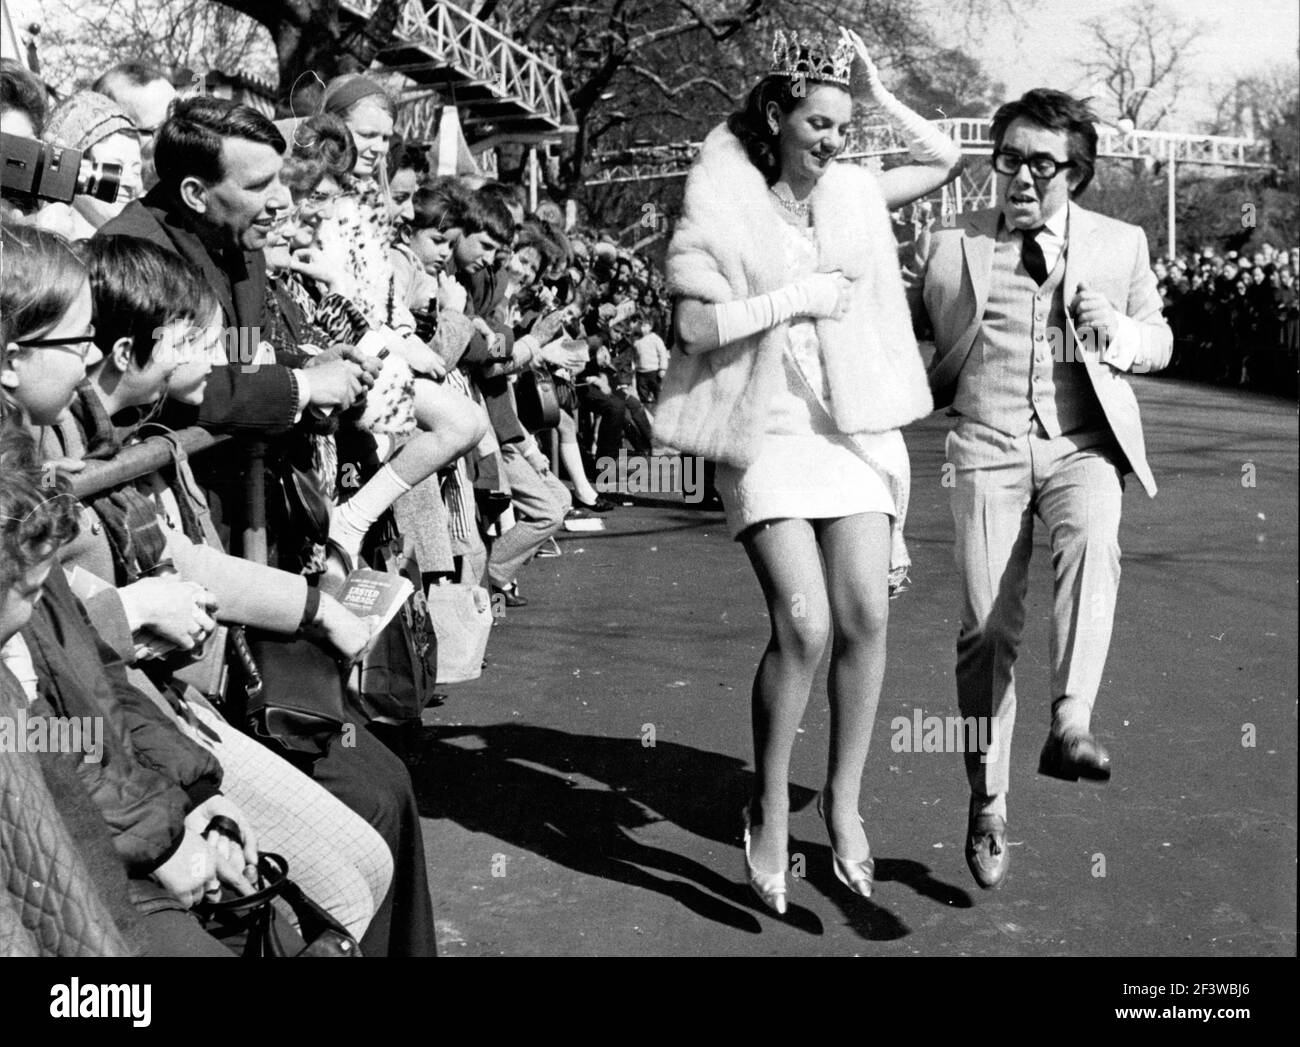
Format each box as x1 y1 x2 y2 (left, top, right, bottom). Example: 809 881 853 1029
465 185 516 245
517 216 565 272
0 221 88 350
0 417 80 595
92 60 170 95
727 74 846 185
153 95 285 191
410 175 473 232
84 235 219 367
476 180 525 214
386 140 429 181
990 88 1099 197
1 58 48 136
280 112 356 198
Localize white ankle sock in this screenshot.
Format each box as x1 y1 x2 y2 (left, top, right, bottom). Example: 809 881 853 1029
330 463 413 560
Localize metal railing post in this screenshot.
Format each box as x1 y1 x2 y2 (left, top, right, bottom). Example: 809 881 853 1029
243 440 268 566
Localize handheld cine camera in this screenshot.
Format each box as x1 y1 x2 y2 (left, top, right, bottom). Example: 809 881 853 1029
0 131 123 207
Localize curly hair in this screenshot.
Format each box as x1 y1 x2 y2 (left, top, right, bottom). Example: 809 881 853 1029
0 417 80 595
517 216 567 272
283 112 358 198
726 74 848 185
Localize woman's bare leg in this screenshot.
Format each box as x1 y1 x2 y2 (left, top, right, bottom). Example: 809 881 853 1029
556 409 599 504
740 518 831 875
816 512 892 861
331 380 487 559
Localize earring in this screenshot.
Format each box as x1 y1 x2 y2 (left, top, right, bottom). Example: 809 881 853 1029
768 122 779 134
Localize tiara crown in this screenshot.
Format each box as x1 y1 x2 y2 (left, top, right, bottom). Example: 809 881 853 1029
770 29 855 87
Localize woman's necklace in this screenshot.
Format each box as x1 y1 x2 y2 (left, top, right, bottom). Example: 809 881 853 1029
769 183 811 219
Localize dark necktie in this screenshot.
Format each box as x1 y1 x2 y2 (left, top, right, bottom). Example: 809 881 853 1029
1021 227 1049 286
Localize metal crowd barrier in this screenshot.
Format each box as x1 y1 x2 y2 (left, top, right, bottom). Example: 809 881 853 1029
69 428 269 566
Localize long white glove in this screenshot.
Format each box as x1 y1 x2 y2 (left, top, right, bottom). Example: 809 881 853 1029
873 85 962 167
714 272 851 345
842 25 961 169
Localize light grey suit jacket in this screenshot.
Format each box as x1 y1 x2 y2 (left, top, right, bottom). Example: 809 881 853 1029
909 202 1172 497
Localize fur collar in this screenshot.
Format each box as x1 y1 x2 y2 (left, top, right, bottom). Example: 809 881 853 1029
655 121 932 466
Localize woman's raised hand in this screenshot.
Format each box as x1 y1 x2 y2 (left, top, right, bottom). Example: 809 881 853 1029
291 247 347 293
839 27 886 100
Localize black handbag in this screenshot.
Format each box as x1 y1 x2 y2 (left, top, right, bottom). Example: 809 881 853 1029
514 367 561 431
198 852 361 958
265 439 332 546
355 546 439 723
553 373 579 415
226 625 348 758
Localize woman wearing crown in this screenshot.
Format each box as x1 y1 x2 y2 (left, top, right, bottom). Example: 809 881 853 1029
655 28 962 914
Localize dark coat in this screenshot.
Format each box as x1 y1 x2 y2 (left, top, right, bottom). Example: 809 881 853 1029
21 568 222 881
458 264 527 445
96 187 298 437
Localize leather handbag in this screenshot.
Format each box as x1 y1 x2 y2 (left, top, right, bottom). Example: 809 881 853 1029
198 852 361 958
265 438 333 546
226 625 348 758
553 372 579 415
355 546 439 723
514 367 561 431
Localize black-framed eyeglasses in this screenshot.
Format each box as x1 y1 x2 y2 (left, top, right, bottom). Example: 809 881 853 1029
14 332 98 358
992 149 1076 179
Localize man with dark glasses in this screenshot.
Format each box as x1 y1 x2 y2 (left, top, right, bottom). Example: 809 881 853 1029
910 89 1172 890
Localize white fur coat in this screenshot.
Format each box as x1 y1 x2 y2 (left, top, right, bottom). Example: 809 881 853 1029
654 122 933 466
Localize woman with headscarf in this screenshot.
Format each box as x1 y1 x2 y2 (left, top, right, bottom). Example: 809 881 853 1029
36 91 144 241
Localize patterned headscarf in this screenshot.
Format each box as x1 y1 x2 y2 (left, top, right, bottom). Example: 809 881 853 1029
44 91 135 152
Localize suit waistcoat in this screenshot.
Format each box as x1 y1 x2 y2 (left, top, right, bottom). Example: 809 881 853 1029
954 232 1106 437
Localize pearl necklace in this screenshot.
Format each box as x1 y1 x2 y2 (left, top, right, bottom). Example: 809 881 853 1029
769 185 811 218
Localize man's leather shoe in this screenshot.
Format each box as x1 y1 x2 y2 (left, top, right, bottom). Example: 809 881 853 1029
965 808 1009 890
491 585 528 608
1038 730 1111 782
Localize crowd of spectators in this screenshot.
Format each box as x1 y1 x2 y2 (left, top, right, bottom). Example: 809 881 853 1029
0 55 670 957
1155 243 1299 395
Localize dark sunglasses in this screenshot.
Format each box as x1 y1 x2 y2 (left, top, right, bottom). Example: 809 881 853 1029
992 149 1076 180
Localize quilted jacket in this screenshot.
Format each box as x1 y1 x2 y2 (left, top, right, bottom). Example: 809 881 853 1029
21 568 223 881
1 667 133 957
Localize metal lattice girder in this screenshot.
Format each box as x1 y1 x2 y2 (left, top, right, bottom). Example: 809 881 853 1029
340 0 575 140
841 117 1272 167
585 118 1271 188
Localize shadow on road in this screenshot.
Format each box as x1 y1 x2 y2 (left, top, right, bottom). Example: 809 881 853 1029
396 722 973 942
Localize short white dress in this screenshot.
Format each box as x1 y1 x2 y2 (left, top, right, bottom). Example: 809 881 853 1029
714 216 909 540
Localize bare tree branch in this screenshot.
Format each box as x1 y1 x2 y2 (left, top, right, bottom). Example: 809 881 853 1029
626 63 734 102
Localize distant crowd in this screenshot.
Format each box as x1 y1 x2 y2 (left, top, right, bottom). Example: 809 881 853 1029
1154 243 1299 395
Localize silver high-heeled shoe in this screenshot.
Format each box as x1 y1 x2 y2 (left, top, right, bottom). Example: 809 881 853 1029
741 805 788 915
817 791 874 898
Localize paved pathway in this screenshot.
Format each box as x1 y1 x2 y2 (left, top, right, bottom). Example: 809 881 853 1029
410 377 1297 956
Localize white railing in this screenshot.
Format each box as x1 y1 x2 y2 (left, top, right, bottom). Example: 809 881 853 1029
342 0 570 130
586 118 1272 186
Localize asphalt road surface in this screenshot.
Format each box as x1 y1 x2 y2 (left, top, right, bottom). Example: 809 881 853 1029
407 375 1297 956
